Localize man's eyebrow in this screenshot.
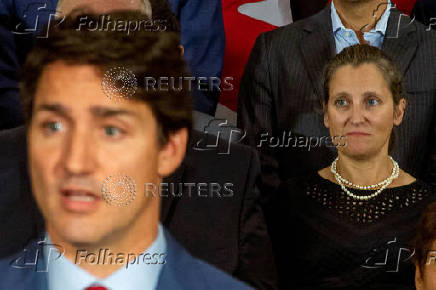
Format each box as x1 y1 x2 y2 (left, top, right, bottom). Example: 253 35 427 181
90 106 139 119
34 104 139 119
35 103 71 117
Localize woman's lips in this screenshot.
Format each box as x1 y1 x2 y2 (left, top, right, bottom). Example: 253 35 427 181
346 132 371 136
60 189 101 213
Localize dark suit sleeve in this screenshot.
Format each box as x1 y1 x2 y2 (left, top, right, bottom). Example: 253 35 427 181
412 0 436 28
0 1 24 129
425 99 436 185
237 33 281 203
168 0 225 115
235 147 278 290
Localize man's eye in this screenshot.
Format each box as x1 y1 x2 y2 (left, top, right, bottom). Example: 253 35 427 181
335 99 348 107
104 126 123 137
367 98 379 106
42 121 64 133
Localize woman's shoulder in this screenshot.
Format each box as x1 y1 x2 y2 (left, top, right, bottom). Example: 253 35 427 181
280 171 325 189
403 179 436 203
277 172 331 203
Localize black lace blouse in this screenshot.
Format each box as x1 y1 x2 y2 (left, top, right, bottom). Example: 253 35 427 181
267 173 436 290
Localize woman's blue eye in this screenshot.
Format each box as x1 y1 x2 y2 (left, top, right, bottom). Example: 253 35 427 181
368 98 379 106
335 99 348 107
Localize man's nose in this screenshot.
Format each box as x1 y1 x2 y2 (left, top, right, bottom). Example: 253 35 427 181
63 127 96 174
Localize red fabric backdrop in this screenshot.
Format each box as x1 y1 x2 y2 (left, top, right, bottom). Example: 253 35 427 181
219 0 417 113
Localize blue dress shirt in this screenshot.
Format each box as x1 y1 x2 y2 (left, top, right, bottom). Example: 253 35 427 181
45 224 167 290
331 0 391 54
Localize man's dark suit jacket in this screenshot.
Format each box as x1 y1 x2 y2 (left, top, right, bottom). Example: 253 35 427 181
238 5 436 198
413 0 436 29
0 126 277 290
0 230 252 290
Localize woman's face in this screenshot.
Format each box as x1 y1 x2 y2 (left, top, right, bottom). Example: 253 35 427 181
324 63 406 159
416 241 436 290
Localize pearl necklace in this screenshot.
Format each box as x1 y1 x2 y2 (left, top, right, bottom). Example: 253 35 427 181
330 156 399 201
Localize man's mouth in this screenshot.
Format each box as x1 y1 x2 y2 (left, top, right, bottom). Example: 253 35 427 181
62 190 98 202
60 189 101 212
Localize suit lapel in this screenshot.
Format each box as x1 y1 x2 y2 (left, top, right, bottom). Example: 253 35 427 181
382 8 418 75
6 238 49 290
300 5 336 103
156 230 189 290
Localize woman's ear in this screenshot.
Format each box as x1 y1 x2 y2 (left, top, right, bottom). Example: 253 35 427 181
394 98 406 126
324 107 330 128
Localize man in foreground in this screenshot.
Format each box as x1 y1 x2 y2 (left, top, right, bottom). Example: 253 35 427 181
0 10 251 290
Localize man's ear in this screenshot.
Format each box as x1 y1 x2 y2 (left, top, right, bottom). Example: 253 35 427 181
415 264 424 290
394 98 406 126
157 128 188 177
178 45 184 56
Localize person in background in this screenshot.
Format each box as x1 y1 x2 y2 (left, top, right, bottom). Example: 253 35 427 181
238 0 436 207
0 0 225 131
267 45 436 289
413 201 436 290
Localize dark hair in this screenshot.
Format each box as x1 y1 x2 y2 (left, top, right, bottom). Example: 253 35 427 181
323 45 405 152
149 0 180 32
412 202 436 275
20 10 192 145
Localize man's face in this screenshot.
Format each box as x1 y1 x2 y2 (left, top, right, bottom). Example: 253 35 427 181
28 61 178 246
57 0 148 15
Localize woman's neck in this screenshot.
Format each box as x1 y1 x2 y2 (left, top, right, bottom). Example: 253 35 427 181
336 152 392 186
